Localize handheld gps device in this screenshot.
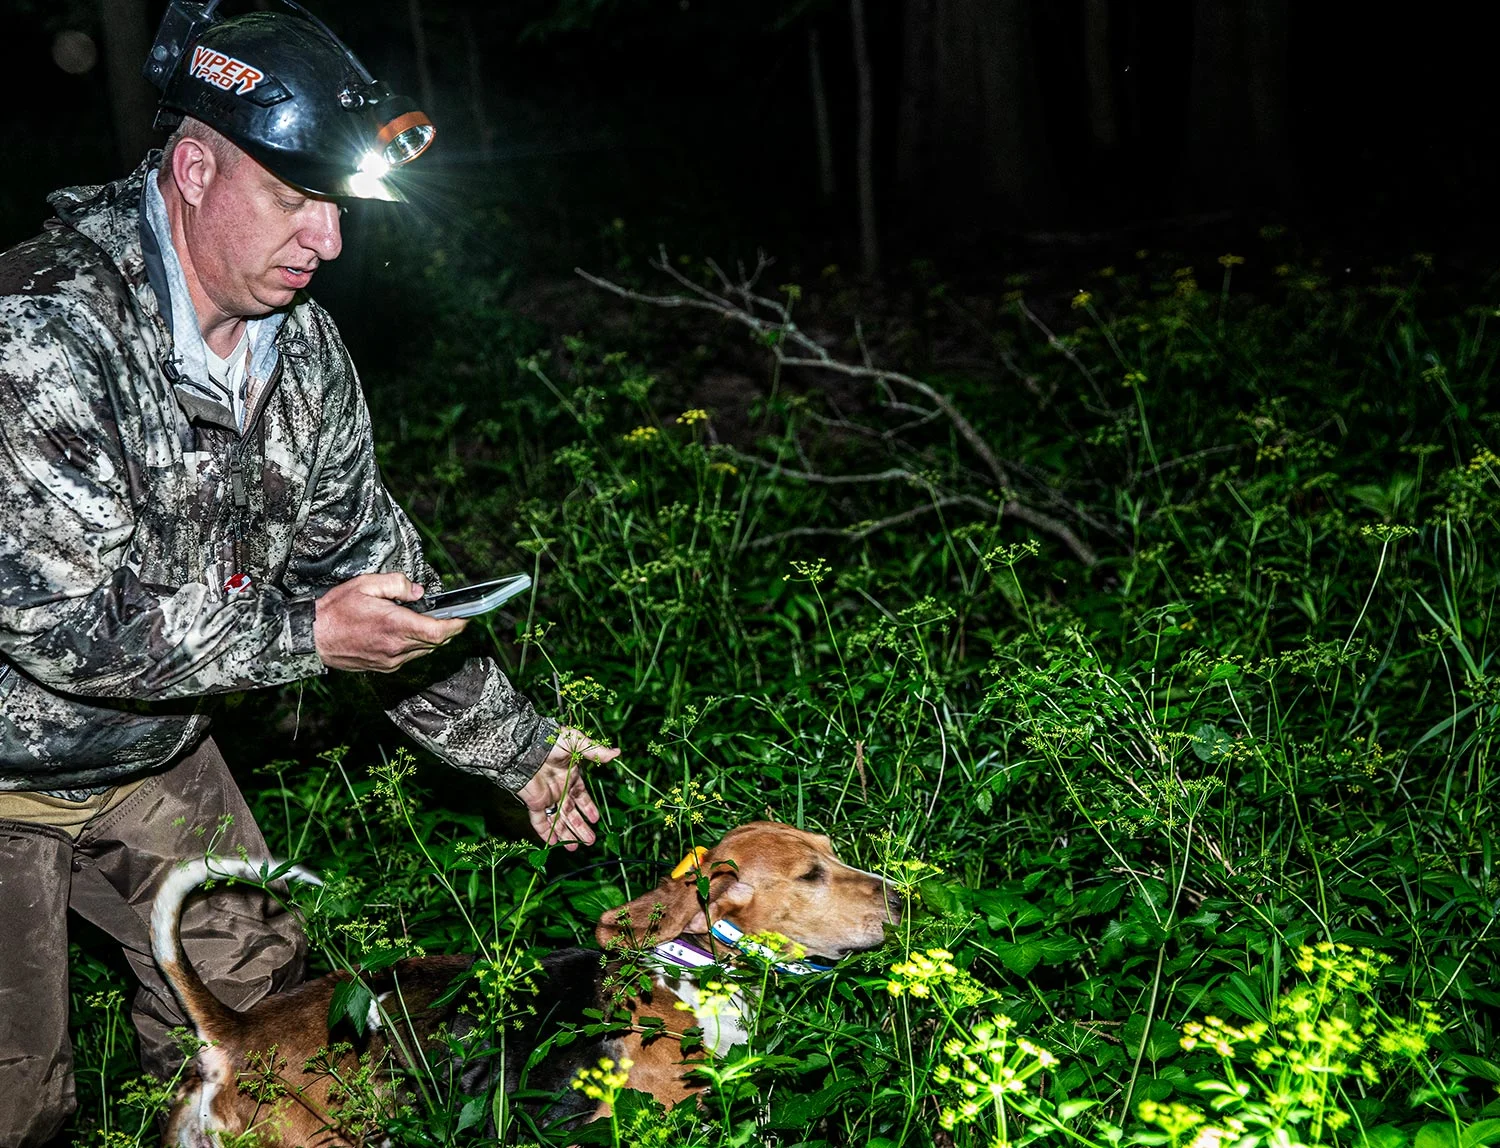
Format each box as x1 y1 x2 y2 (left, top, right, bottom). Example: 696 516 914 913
404 574 532 620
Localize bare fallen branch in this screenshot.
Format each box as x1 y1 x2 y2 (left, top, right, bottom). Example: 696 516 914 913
746 499 972 549
575 251 1103 566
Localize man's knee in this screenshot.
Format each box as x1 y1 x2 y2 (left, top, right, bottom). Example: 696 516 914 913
0 1055 75 1148
133 881 307 1078
0 819 76 1145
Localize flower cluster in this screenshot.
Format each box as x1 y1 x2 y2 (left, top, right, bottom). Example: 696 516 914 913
785 557 831 584
652 780 723 829
623 425 660 446
931 1014 1058 1133
571 1056 634 1104
1294 940 1388 992
887 949 990 1009
1180 1015 1267 1057
676 408 709 425
739 930 806 963
1467 448 1500 474
1173 943 1445 1145
1139 1099 1246 1148
558 674 616 709
673 979 742 1023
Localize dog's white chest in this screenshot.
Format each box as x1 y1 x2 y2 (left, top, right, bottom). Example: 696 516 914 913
658 971 753 1057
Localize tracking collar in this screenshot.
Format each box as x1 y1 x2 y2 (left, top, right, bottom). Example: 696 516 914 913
651 919 832 978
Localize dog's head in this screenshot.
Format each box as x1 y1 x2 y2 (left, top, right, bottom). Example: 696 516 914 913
596 821 900 962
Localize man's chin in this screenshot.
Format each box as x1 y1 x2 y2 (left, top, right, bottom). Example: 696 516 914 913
252 284 302 312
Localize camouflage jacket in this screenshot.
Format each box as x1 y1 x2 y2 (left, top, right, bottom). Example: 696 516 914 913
0 157 555 792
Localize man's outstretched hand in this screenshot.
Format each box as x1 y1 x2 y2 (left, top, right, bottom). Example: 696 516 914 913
516 727 617 850
314 572 466 671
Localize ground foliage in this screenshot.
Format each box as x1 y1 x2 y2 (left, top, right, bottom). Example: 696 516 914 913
66 228 1500 1147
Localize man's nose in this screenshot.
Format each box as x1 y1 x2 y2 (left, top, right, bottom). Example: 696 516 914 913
301 201 343 262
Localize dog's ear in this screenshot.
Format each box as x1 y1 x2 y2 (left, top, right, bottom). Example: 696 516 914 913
681 878 753 936
596 876 697 949
595 871 755 949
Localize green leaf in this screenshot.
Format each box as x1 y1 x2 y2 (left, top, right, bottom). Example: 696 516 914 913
1215 972 1272 1024
1449 1056 1500 1086
1190 721 1234 762
918 878 962 914
1462 1120 1500 1148
1415 1124 1457 1148
456 1096 486 1134
1059 1098 1100 1120
328 976 375 1037
765 1076 864 1128
994 934 1084 975
356 947 403 974
1357 1128 1408 1148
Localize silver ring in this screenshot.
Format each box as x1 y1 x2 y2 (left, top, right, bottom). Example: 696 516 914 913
545 805 558 816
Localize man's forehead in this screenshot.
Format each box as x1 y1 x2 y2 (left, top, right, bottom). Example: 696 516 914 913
245 160 303 198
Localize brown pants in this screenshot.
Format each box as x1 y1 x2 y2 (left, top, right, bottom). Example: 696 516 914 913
0 738 307 1148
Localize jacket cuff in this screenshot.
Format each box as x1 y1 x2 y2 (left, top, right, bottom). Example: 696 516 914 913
500 716 562 793
285 597 320 657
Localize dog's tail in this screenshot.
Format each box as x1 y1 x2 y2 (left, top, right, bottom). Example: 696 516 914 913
150 857 322 1038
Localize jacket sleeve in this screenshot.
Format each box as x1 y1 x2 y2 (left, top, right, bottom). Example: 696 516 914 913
0 296 325 699
284 315 556 793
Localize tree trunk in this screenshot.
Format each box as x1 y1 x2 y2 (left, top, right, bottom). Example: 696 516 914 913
99 0 157 168
896 0 1047 222
807 28 836 203
849 0 879 277
407 0 437 118
895 0 934 187
1245 0 1297 205
1083 0 1119 151
1185 0 1296 208
460 9 495 162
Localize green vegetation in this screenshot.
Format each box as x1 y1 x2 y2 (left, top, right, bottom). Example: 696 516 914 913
68 235 1500 1147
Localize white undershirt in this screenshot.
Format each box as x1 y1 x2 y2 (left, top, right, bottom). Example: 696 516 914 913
203 328 252 431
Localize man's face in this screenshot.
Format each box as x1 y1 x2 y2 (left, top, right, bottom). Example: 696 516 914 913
183 147 343 320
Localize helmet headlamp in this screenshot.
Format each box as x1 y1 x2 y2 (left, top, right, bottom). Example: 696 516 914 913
145 0 436 201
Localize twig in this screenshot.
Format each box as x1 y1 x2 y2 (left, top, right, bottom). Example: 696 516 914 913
576 253 1102 566
746 499 971 549
1016 299 1110 407
924 698 947 820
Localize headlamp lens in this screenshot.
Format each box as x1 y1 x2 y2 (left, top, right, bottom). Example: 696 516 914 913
377 110 435 167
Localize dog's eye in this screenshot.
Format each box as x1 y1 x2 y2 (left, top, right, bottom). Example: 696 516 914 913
799 865 825 882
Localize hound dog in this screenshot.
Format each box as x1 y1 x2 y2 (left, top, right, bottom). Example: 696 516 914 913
155 821 899 1145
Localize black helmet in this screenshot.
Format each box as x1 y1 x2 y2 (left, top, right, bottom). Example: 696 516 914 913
144 0 434 201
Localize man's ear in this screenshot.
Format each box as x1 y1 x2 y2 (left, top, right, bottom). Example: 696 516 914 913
170 137 218 208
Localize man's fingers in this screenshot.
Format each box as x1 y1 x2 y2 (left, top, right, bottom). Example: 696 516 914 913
360 570 423 601
551 727 621 765
569 783 601 824
532 808 590 851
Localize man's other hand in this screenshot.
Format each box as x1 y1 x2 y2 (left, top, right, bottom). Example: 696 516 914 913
517 727 617 851
313 572 466 671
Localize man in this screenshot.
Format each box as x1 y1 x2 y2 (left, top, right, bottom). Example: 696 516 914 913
0 7 611 1144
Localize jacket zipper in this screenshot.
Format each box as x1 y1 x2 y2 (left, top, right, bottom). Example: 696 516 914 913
226 358 284 578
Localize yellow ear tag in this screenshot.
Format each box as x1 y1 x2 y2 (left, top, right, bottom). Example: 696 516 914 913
671 845 709 880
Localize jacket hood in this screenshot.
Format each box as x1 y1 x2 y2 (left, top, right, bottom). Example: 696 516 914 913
47 155 165 327
49 155 160 276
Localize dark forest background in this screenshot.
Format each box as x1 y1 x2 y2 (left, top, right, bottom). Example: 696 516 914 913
6 1 1496 301
16 5 1500 1144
